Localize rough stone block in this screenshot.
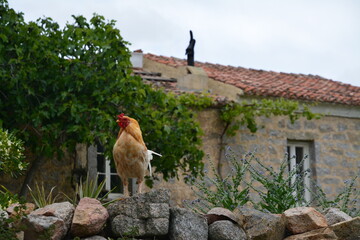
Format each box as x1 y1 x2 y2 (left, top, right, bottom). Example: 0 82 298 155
169 207 208 240
330 216 360 240
283 227 337 240
284 207 328 234
208 220 247 240
145 218 169 236
233 206 285 240
324 208 352 225
23 215 67 240
71 198 108 238
107 189 170 238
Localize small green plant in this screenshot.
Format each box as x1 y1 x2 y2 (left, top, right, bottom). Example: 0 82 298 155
0 185 20 209
0 128 27 177
118 226 140 240
0 188 27 240
63 174 114 205
27 182 59 208
187 150 359 216
248 153 310 213
313 176 359 217
184 149 251 213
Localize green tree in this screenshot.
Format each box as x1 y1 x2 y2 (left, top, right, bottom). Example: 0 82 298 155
1 0 320 197
0 0 205 195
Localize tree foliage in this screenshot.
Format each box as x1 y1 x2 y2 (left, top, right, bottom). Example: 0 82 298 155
0 128 27 177
0 0 205 190
1 0 321 194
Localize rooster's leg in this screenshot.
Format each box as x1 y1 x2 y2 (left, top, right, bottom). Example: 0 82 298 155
136 179 143 194
122 178 129 196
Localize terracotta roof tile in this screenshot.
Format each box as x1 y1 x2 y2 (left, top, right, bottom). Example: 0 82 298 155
144 53 360 106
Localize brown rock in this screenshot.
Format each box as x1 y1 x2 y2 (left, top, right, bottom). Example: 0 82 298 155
323 208 352 225
205 207 238 225
6 202 35 216
71 197 109 238
283 227 337 240
284 207 328 234
23 202 75 240
233 206 285 240
330 216 360 240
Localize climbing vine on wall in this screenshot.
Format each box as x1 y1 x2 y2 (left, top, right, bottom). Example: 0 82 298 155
220 98 321 135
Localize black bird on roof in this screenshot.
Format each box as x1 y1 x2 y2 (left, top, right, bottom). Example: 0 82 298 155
186 30 196 66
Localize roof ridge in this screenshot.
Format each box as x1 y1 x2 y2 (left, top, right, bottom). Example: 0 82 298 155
143 53 360 106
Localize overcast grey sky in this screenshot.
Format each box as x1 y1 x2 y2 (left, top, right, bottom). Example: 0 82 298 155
10 0 360 86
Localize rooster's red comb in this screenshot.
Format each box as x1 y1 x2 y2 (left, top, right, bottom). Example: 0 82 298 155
117 113 125 119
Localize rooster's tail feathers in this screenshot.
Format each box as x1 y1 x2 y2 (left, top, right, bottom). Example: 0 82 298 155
147 150 162 177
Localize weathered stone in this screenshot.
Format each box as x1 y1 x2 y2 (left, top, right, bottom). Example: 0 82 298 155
208 220 247 240
283 227 337 240
169 207 208 240
23 201 75 240
23 215 67 240
134 188 171 203
205 207 238 225
71 197 109 238
107 189 170 238
304 121 316 129
81 236 107 240
145 217 170 236
284 207 328 234
319 124 333 132
323 156 339 166
330 216 360 240
332 133 347 140
346 151 358 158
287 121 301 130
233 206 285 240
323 208 352 225
111 214 145 236
31 201 75 230
337 123 347 131
6 202 36 216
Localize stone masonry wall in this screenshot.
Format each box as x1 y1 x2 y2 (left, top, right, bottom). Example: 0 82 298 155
142 57 360 206
148 109 360 207
224 115 360 196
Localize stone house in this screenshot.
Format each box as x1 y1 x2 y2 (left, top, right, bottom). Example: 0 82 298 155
2 51 359 209
88 51 359 206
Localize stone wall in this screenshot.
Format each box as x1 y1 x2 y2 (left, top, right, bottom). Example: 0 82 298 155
224 114 360 196
142 57 360 206
147 107 360 207
11 189 360 240
0 148 76 201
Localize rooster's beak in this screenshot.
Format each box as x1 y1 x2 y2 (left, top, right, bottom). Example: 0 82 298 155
116 120 120 123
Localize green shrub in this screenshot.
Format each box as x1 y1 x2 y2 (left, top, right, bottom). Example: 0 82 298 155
187 150 359 216
0 128 27 177
248 153 310 213
184 149 251 213
0 186 27 240
313 176 359 217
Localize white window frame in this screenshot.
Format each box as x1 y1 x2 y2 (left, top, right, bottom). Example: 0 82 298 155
287 141 311 203
95 145 135 199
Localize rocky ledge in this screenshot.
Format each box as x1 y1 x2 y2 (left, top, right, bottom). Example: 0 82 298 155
1 189 359 240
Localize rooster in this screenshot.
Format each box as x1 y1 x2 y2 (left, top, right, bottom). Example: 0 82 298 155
113 113 161 196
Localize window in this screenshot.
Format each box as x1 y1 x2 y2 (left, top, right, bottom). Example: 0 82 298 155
94 144 135 198
287 141 312 202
